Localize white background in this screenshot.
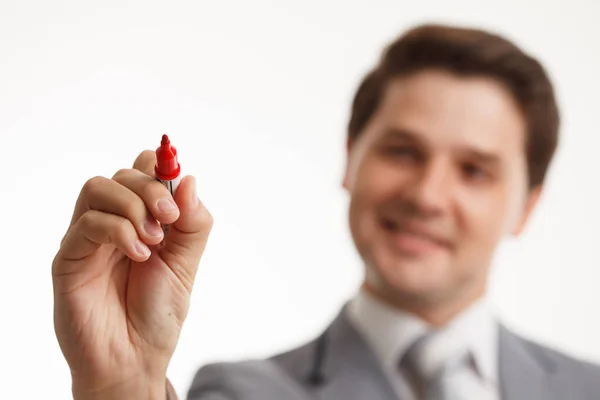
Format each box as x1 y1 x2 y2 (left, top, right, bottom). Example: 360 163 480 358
1 0 599 398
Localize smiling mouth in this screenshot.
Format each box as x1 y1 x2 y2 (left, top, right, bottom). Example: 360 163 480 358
380 218 450 255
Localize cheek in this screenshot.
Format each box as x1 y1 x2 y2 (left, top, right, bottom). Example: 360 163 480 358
455 187 512 246
353 157 407 202
348 175 380 233
349 159 402 234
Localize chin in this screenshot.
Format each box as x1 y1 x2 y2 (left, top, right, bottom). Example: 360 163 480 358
368 250 452 299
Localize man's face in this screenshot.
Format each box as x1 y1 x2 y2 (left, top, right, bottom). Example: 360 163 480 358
344 69 539 305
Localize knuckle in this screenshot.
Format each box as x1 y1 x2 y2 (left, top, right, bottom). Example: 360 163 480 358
133 150 156 170
137 149 155 160
141 177 163 199
112 168 132 181
82 176 107 197
78 210 97 228
121 200 143 221
113 216 132 240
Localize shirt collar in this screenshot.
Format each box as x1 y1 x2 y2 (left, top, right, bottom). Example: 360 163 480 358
346 288 498 384
346 289 429 370
451 294 498 384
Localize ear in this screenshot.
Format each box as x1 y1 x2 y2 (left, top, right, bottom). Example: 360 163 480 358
342 138 353 191
511 185 543 236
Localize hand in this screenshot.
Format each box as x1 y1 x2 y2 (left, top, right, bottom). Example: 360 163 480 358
52 150 213 400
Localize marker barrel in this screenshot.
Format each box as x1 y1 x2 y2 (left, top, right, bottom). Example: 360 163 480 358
156 175 182 197
155 134 181 234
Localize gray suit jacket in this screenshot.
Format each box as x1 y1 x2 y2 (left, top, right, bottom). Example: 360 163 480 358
186 306 600 399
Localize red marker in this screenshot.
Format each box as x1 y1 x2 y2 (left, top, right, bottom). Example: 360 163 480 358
155 134 182 196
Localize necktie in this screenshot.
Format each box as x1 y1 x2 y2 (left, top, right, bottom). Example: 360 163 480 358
399 332 469 400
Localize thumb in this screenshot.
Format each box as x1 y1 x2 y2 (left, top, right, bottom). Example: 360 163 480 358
159 175 213 292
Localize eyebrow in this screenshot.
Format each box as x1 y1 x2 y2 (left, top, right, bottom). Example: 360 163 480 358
462 149 501 167
381 128 422 143
381 127 502 167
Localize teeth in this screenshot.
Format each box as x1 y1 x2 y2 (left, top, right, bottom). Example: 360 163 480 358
384 220 437 242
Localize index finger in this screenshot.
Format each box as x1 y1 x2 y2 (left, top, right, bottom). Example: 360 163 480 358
133 150 157 177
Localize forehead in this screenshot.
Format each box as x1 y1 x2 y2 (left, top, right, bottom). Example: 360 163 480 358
369 70 526 155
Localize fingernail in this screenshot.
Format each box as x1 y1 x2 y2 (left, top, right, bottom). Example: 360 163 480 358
157 198 177 213
134 240 151 257
144 217 163 237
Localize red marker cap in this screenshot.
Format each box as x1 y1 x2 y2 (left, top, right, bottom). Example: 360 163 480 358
155 134 181 181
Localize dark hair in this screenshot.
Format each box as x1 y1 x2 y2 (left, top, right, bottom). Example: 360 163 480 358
348 24 560 188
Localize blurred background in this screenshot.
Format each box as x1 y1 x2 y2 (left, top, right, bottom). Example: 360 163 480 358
1 0 599 398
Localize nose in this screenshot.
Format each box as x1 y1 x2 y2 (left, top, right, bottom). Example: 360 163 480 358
406 159 452 216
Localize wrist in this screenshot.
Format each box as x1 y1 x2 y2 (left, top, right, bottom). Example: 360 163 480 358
72 375 168 400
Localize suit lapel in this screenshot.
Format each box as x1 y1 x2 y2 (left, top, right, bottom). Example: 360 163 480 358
498 324 554 400
313 306 398 400
296 308 557 400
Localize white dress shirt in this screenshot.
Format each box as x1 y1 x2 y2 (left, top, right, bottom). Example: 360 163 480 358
346 289 500 400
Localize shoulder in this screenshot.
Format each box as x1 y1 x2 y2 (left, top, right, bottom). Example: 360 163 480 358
187 341 317 400
523 335 600 374
187 359 281 399
515 332 600 393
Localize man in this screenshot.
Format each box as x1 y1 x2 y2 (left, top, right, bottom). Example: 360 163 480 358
52 24 600 400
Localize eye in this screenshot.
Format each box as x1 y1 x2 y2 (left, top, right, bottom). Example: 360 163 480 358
462 163 490 181
386 145 419 160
